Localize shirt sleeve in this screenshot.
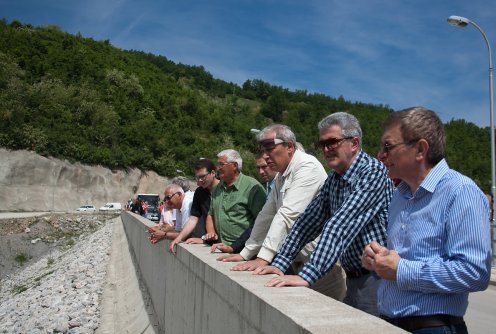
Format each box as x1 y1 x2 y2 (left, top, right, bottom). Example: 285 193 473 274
257 163 326 262
271 180 331 274
240 190 278 260
396 184 492 293
247 182 268 224
190 188 202 218
231 226 253 254
298 167 391 284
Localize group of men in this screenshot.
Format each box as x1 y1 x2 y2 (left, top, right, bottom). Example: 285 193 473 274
146 107 491 334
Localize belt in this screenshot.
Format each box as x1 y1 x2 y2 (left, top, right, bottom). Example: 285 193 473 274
380 314 464 332
345 267 370 279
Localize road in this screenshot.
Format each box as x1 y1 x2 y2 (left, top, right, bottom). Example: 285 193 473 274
465 284 496 334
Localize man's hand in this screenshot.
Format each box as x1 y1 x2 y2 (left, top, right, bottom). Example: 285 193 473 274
362 241 390 271
374 250 400 281
231 258 268 271
148 228 166 244
210 243 233 254
203 233 218 242
184 237 204 244
216 254 244 262
265 275 310 288
252 265 284 276
169 238 182 255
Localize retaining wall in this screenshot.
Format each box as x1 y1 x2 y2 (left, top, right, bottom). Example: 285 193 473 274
121 211 405 334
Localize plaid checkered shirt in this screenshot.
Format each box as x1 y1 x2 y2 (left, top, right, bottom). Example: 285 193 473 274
271 151 394 285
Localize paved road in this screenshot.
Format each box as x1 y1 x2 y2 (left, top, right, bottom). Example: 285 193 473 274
465 285 496 334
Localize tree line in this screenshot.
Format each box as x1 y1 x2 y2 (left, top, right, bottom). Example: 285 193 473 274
0 19 491 192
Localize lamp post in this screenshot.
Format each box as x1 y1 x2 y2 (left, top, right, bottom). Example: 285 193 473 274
448 15 495 265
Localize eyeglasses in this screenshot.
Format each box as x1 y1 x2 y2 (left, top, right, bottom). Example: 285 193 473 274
217 161 234 168
316 137 353 150
380 140 418 153
259 138 285 153
195 172 211 181
164 192 180 202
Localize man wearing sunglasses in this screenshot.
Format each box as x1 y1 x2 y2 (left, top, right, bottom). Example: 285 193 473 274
213 124 346 300
255 112 394 316
148 183 194 243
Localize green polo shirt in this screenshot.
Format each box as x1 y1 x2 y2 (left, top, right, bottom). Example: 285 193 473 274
209 173 266 245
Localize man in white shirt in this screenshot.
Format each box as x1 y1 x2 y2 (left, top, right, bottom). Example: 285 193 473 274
214 124 346 300
149 183 194 242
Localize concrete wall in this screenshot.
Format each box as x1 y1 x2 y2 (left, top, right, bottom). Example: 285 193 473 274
121 211 406 334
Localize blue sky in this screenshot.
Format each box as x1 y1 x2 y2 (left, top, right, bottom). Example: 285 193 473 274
1 0 495 127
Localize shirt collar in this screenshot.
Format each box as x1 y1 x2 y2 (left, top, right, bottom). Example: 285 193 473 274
222 173 243 190
418 158 449 193
281 149 302 179
397 158 449 197
340 150 364 182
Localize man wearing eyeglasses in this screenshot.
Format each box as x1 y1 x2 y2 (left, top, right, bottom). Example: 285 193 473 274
362 107 491 333
202 149 266 247
255 112 394 316
168 159 221 254
212 124 346 300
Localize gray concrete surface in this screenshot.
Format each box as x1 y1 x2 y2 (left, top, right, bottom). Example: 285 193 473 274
464 285 496 334
96 218 156 334
120 211 407 334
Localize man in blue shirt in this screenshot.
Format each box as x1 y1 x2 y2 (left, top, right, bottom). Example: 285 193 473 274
362 107 492 333
255 112 394 316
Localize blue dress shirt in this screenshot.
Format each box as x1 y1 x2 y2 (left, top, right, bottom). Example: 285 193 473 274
378 159 492 317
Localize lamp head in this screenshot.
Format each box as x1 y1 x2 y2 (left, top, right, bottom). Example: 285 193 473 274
447 15 470 27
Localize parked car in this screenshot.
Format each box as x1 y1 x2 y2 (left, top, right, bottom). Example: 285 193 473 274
145 207 160 222
77 205 96 212
99 202 122 211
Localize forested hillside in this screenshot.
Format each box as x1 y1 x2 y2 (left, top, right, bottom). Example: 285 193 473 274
0 19 491 191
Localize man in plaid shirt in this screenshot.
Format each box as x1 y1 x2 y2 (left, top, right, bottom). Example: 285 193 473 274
255 112 394 316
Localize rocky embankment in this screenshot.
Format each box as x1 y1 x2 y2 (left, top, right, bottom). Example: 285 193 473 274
0 213 117 333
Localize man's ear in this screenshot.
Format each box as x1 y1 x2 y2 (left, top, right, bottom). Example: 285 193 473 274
415 139 429 162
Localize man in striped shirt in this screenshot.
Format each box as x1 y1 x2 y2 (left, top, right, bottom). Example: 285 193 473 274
362 107 492 333
255 112 394 316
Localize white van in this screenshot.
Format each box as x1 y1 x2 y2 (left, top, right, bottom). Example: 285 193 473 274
99 202 122 211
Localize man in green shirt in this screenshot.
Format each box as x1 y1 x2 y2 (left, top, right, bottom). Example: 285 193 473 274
203 149 266 246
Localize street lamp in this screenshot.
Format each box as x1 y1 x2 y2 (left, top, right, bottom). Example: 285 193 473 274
448 15 495 265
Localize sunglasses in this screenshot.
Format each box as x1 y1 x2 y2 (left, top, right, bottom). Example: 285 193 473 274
315 137 353 150
259 138 285 153
164 192 180 202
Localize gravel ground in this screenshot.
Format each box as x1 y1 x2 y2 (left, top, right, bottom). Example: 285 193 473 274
0 214 116 334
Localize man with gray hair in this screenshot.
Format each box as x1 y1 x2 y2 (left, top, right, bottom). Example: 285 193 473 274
148 183 194 242
214 124 346 300
255 112 394 316
203 149 266 246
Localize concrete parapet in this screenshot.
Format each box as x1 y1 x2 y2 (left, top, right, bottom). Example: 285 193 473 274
120 211 406 334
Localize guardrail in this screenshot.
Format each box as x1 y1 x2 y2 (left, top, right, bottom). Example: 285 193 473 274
120 211 405 334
